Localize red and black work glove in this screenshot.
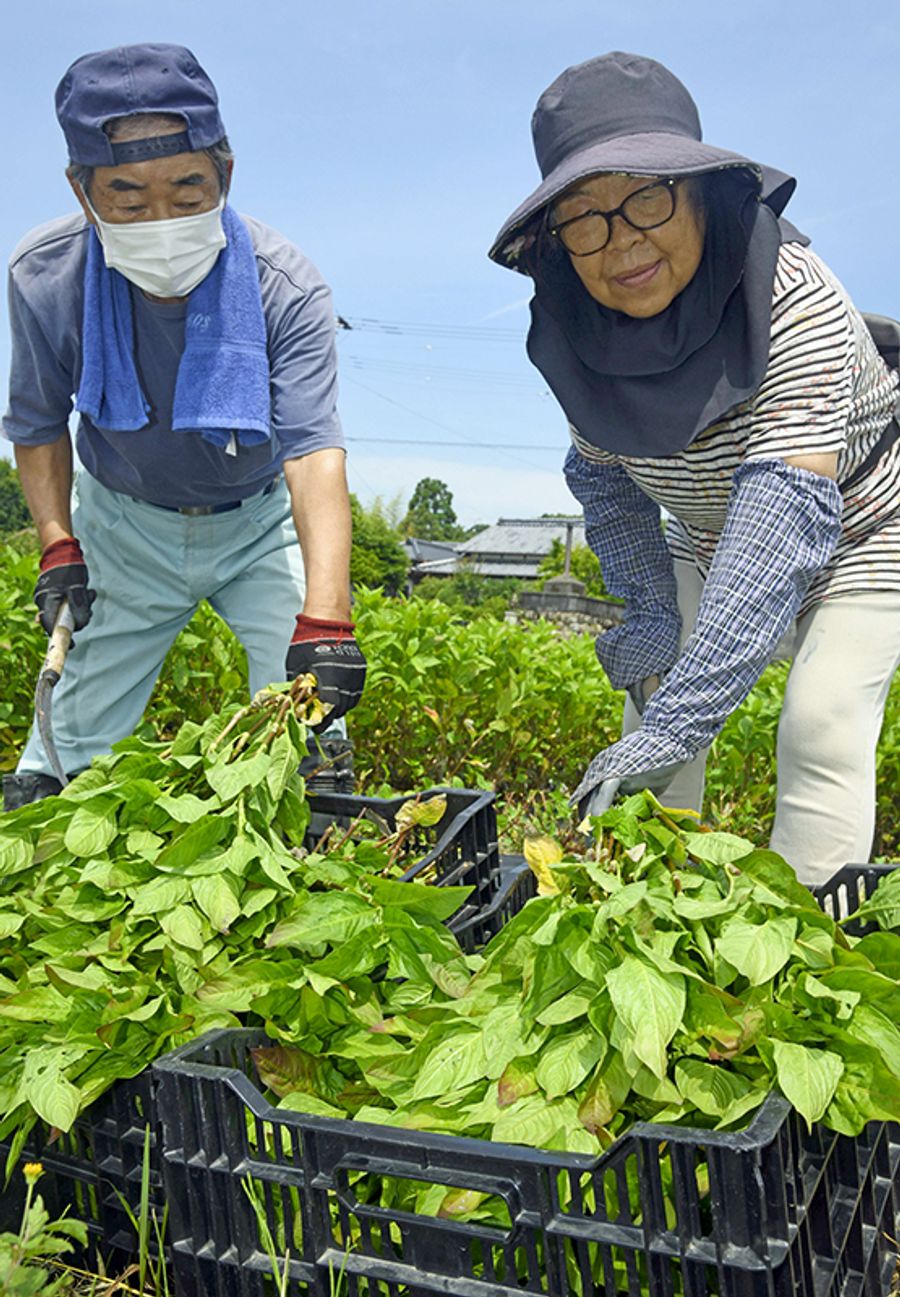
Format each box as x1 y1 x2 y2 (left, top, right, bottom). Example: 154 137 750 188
285 614 367 728
34 537 97 636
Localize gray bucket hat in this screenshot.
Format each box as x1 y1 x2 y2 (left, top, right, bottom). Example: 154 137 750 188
489 51 762 271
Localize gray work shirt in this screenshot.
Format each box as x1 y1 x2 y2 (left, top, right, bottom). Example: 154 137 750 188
2 211 344 508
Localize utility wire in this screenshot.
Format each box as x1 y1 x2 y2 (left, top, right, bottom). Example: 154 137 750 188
342 375 561 471
345 437 561 449
338 315 562 460
339 316 524 343
345 357 545 390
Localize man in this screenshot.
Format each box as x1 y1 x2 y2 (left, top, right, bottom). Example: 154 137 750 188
2 43 366 808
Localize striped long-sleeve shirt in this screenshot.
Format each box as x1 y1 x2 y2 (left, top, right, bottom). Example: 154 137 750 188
568 243 900 612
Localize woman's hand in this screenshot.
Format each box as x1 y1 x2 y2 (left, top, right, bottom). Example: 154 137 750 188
573 727 692 814
575 458 843 815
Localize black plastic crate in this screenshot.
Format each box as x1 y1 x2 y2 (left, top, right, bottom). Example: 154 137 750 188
452 855 535 950
146 854 899 1297
813 861 897 935
153 1026 900 1297
0 787 500 1262
304 787 501 950
0 1066 160 1265
5 853 896 1289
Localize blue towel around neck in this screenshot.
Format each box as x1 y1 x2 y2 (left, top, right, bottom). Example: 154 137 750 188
75 204 271 446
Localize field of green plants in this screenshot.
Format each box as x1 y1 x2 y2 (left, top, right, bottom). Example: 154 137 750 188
2 534 900 1297
2 539 898 858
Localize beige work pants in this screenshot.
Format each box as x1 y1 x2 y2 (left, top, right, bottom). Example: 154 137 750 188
623 560 900 885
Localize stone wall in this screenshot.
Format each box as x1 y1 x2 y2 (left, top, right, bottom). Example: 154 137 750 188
504 604 623 639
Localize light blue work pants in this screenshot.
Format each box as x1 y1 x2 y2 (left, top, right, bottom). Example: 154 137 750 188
18 471 316 778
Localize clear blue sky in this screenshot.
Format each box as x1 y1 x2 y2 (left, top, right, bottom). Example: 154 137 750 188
2 0 898 526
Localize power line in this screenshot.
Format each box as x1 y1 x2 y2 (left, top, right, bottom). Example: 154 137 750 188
339 316 524 343
341 375 560 472
345 437 561 449
344 356 546 390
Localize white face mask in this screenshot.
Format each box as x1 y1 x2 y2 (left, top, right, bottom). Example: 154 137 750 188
88 197 227 298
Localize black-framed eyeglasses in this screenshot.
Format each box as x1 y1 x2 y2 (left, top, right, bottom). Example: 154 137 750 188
549 178 679 256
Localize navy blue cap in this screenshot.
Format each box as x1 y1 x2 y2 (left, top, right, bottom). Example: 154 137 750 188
55 43 226 166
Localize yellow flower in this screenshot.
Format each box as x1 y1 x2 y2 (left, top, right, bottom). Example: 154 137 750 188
23 1162 43 1184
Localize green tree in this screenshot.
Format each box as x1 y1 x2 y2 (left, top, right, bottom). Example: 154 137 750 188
413 570 524 619
402 477 466 541
350 495 409 595
0 461 30 535
460 522 488 541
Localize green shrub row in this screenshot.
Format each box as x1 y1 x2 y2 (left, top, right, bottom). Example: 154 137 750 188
2 545 897 857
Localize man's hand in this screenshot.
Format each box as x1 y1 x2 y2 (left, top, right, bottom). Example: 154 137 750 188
34 537 96 636
285 614 367 728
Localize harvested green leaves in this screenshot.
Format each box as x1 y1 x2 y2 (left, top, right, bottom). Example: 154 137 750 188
0 679 468 1151
268 794 900 1145
2 699 898 1171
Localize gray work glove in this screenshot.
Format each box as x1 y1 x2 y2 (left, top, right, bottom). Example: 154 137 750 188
574 673 679 815
577 760 689 821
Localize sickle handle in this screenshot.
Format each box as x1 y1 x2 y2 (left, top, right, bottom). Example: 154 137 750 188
43 602 75 683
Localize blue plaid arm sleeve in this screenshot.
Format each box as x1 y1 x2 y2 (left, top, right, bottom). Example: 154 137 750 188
564 446 682 689
572 459 843 805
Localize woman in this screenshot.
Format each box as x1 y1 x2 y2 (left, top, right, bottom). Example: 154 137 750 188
489 51 900 884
